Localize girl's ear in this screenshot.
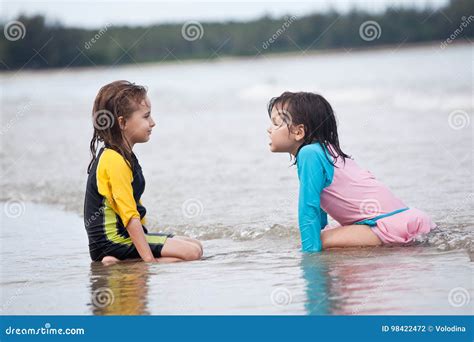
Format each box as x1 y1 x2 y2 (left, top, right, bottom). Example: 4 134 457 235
117 116 126 130
293 124 306 142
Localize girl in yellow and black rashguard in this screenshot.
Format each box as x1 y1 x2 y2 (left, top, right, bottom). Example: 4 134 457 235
84 80 203 264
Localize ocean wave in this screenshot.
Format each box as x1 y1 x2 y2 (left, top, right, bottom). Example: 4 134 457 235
2 199 471 253
155 221 473 252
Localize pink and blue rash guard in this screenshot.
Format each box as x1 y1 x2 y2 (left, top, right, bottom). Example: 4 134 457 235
296 142 411 252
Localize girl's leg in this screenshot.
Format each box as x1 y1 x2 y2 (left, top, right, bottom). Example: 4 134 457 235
172 236 203 254
101 236 202 264
161 238 202 261
101 255 185 264
321 224 382 249
154 257 184 263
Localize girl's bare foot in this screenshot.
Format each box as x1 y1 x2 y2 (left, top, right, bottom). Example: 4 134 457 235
101 256 120 265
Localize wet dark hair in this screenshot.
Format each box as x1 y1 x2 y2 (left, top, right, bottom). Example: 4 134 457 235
267 91 350 166
88 80 148 173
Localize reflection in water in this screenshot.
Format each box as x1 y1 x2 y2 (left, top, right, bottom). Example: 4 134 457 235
301 248 413 315
300 254 334 315
89 261 151 315
302 247 448 315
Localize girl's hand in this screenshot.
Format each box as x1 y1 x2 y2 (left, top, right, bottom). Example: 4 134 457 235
126 217 155 262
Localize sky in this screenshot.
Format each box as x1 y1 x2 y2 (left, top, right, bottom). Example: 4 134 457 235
1 0 449 28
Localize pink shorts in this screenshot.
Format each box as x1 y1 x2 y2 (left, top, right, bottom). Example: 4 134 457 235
371 207 436 244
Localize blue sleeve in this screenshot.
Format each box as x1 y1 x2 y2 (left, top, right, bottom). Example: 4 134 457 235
320 208 328 229
297 145 332 252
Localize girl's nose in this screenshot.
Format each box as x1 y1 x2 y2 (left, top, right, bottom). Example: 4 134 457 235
267 126 272 134
150 118 156 127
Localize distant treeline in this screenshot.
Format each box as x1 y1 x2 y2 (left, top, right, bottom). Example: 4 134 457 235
0 0 472 71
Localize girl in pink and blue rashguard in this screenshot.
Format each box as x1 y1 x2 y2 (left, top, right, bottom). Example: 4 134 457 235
266 92 436 252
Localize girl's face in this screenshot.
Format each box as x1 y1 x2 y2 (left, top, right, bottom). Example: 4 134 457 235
267 105 305 156
120 96 156 146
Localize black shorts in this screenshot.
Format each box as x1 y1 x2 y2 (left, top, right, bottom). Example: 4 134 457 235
90 232 174 261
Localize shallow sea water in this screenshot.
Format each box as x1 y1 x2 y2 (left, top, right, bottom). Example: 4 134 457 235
1 44 472 315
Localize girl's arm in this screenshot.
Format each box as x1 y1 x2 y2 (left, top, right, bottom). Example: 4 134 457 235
126 218 155 262
320 208 328 230
297 146 330 252
97 150 157 262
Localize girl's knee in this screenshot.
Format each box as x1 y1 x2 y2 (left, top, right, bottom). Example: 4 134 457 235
192 239 204 254
193 238 203 248
173 236 203 254
182 244 202 261
163 238 202 261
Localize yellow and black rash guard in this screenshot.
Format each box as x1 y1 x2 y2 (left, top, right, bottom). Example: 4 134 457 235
84 147 171 261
